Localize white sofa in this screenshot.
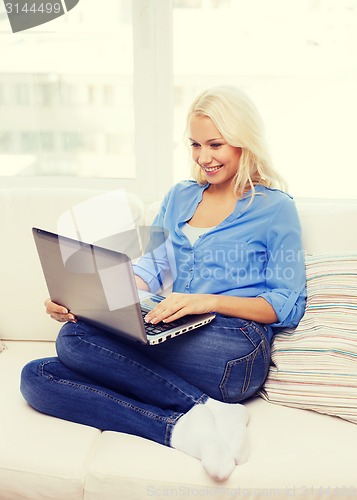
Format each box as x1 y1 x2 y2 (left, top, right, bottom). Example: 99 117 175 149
1 187 357 500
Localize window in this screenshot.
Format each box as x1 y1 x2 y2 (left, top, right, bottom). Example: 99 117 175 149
0 132 12 152
21 131 40 152
0 0 139 190
1 0 356 200
62 132 82 152
15 84 30 105
36 84 55 107
39 132 55 152
172 0 357 198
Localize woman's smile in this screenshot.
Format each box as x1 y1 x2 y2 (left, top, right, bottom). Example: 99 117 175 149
201 164 223 174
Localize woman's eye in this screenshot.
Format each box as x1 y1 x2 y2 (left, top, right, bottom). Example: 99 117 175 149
210 143 222 149
190 143 200 148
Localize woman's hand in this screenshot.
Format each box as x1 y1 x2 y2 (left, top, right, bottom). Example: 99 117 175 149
144 293 216 324
44 298 77 323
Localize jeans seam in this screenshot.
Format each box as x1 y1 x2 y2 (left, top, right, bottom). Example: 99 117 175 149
250 321 269 343
239 321 261 348
250 322 270 374
242 342 260 393
68 329 201 406
40 360 178 425
165 413 182 447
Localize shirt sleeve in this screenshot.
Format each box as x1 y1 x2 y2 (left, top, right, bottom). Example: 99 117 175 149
132 189 176 293
257 196 307 328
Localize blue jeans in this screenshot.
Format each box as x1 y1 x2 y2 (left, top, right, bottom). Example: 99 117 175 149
20 315 271 447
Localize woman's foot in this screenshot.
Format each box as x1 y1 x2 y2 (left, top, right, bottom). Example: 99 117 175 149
171 404 236 481
204 398 250 465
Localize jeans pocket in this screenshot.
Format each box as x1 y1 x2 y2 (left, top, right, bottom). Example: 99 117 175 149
219 337 270 403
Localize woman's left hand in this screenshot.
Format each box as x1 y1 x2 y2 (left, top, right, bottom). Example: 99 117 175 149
144 292 216 324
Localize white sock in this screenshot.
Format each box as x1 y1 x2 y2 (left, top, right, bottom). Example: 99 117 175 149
171 404 235 481
204 398 250 464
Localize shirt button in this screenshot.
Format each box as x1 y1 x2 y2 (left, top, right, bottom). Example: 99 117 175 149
185 284 189 289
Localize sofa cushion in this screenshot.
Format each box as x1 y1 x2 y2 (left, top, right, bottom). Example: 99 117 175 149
2 343 357 499
0 341 101 499
83 397 357 499
261 253 357 424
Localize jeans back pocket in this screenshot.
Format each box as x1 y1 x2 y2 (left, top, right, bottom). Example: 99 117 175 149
219 323 270 403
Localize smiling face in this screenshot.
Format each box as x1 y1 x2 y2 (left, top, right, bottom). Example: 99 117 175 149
189 115 242 190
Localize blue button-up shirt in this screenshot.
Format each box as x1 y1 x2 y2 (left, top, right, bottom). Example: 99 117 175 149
133 181 306 336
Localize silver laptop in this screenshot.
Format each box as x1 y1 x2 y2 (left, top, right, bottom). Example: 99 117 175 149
32 227 215 345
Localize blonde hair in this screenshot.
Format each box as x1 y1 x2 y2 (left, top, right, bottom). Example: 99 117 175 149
186 85 287 197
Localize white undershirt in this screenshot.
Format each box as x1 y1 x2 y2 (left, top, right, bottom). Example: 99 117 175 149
181 222 216 246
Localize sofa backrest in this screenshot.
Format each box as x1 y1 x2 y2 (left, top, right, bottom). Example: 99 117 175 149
295 197 357 254
0 188 144 342
0 189 356 342
145 197 357 254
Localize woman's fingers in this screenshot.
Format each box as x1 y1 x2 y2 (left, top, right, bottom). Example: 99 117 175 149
145 293 194 324
44 298 77 323
145 293 216 324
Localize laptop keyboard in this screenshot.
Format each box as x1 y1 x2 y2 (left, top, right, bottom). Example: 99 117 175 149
140 308 185 336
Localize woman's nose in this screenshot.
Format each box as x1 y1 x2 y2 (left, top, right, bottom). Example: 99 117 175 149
198 148 212 165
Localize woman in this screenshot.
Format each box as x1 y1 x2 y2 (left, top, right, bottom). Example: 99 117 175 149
21 85 306 481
